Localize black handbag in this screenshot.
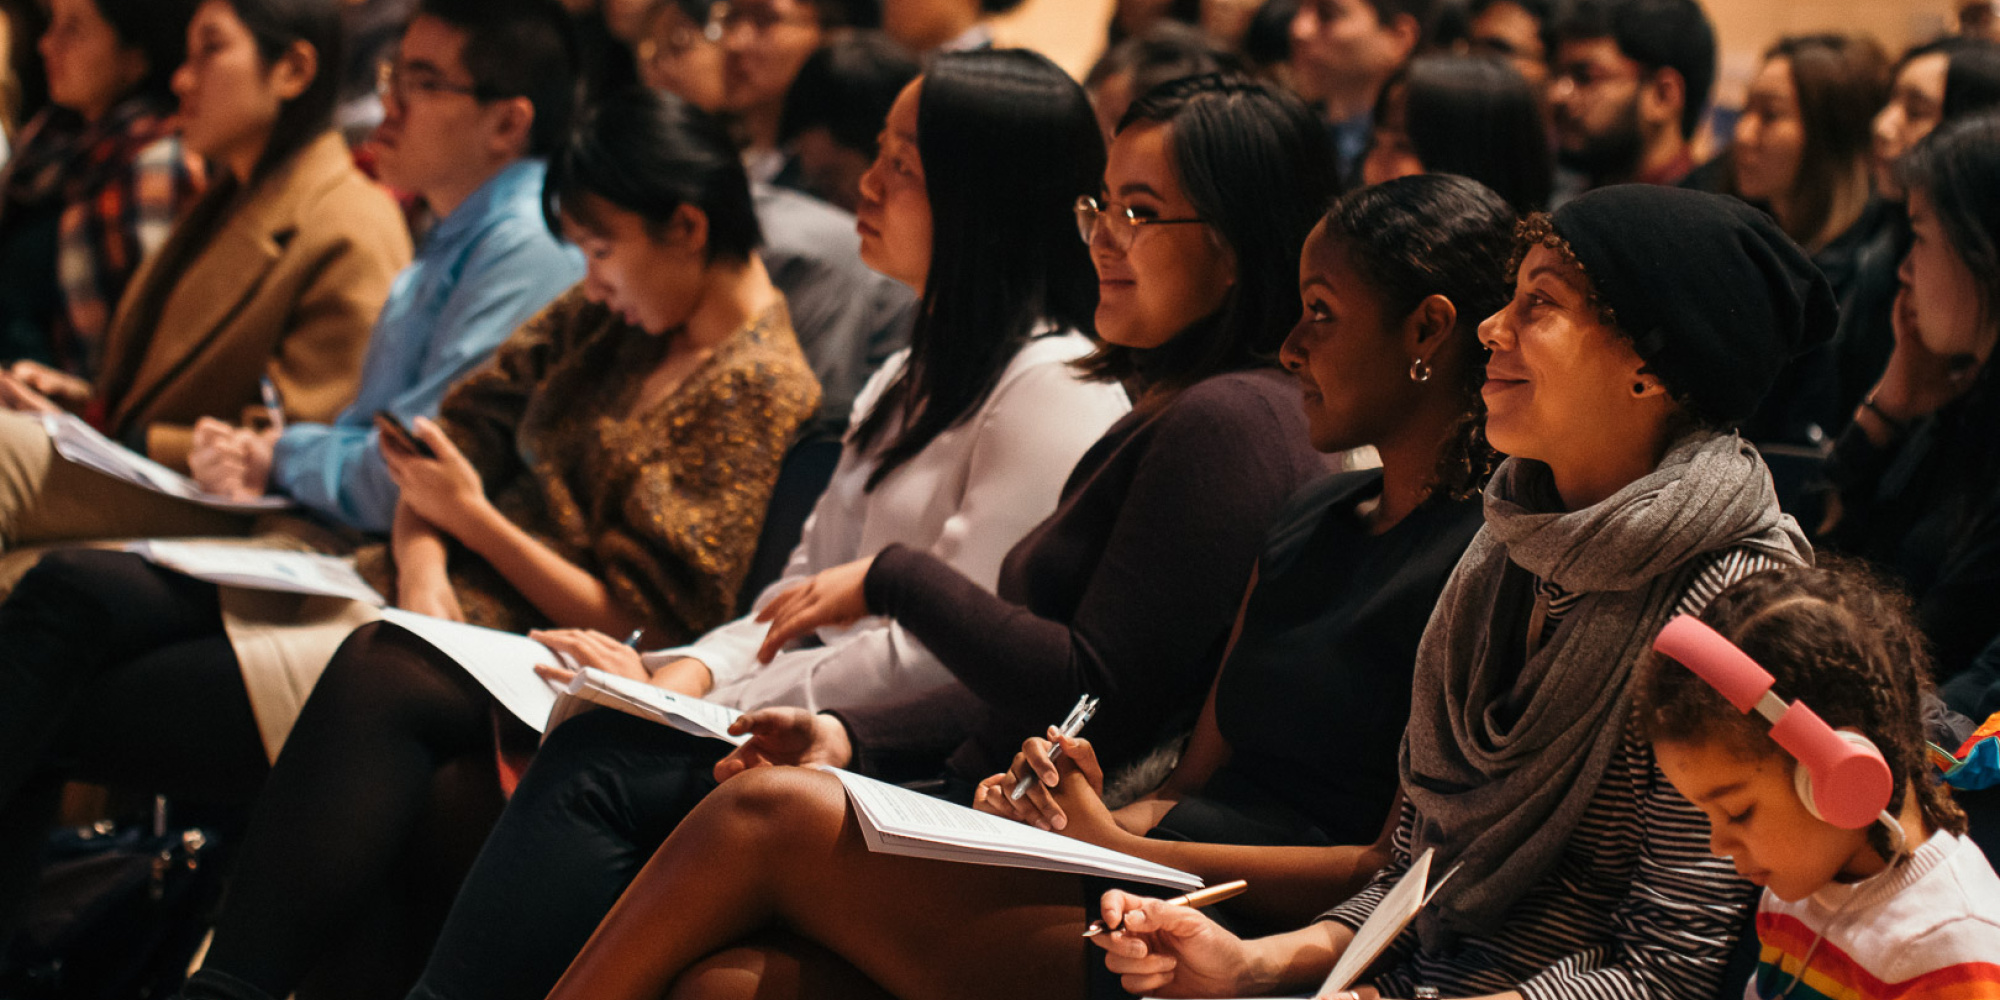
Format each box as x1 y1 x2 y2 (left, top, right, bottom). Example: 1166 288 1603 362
2 799 222 1000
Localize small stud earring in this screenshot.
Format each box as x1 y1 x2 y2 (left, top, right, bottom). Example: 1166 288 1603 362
1409 358 1432 384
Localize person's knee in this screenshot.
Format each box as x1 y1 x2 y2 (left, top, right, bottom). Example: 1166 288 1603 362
0 410 54 547
664 948 770 1000
7 549 144 639
305 621 477 731
702 767 846 849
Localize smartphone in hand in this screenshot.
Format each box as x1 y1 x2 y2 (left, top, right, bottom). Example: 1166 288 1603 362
374 410 437 459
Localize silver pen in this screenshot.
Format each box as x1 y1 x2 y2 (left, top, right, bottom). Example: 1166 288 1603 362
1010 694 1099 801
622 629 644 648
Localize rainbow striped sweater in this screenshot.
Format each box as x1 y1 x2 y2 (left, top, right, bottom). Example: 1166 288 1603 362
1748 830 2000 1000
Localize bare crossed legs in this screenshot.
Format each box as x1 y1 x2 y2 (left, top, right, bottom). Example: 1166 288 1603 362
548 765 1098 1000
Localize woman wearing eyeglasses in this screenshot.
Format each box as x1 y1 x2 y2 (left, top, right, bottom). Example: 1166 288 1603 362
384 70 1332 1000
527 69 1336 1000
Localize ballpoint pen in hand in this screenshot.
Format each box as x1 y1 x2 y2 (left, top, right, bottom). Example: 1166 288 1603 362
623 629 644 648
1082 879 1248 937
1010 693 1099 801
260 376 285 434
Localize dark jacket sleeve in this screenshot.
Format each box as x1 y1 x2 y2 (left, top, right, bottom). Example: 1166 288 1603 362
854 376 1317 775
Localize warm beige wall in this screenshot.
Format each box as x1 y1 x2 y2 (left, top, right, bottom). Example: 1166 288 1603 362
1687 0 1955 106
990 0 1116 79
988 0 1961 98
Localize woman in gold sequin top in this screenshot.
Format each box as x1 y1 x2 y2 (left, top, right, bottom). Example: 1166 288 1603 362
0 89 818 981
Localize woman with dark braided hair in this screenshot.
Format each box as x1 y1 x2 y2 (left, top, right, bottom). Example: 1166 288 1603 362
1637 559 1998 996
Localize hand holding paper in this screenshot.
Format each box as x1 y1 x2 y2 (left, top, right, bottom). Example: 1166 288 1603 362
712 707 855 779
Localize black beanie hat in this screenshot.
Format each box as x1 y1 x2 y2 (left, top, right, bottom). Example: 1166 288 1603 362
1549 185 1838 426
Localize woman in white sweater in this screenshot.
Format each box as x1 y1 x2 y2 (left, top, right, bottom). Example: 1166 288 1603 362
379 49 1131 1000
653 327 1128 711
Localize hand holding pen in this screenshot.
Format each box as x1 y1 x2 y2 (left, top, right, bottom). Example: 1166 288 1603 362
1012 694 1097 800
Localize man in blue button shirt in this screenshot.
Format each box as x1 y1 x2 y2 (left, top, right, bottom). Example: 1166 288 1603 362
189 0 585 534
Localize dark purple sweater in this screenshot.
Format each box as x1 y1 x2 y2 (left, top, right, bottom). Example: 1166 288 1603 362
837 367 1330 782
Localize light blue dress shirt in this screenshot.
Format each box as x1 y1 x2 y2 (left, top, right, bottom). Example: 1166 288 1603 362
270 158 583 533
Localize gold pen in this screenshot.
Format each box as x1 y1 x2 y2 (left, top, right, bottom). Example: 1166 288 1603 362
1082 879 1248 938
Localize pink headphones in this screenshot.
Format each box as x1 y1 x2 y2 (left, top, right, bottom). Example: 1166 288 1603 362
1651 615 1895 830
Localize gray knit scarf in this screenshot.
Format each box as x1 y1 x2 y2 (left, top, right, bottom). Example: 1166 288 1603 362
1402 431 1808 946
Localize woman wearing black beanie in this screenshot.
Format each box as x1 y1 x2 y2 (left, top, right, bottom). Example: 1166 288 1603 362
1096 185 1835 1000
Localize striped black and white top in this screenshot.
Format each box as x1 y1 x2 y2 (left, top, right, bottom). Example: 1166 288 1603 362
1322 548 1791 1000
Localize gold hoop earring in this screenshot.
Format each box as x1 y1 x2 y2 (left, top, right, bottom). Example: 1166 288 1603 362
1409 358 1432 384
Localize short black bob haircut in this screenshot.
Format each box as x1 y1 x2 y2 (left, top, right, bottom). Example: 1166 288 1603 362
543 87 761 263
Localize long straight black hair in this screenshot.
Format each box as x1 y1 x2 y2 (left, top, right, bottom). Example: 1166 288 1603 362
1073 74 1339 399
850 48 1103 490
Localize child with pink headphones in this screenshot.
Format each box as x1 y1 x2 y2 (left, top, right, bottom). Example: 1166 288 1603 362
1637 560 2000 998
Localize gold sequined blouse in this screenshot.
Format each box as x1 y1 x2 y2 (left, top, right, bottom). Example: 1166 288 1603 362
355 285 820 645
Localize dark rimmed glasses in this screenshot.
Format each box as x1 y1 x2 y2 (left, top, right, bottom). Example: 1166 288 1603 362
1074 195 1206 249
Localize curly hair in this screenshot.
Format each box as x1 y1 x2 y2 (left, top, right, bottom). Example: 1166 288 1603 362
1635 558 1968 858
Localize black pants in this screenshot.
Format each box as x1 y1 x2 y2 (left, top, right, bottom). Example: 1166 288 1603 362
186 620 510 1000
406 709 731 1000
0 549 265 946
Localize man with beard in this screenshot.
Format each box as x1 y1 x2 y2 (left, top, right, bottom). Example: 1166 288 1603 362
1546 0 1714 200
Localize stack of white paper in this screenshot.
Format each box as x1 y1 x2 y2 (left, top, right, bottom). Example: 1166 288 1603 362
547 667 748 745
44 412 292 511
378 609 568 731
128 540 385 605
831 767 1203 890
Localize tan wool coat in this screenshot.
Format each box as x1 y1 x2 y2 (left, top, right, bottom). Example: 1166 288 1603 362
93 131 411 470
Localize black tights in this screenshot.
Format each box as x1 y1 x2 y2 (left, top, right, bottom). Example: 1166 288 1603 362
189 620 509 1000
0 549 265 945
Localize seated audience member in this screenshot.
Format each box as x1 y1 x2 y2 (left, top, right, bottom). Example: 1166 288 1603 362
880 0 1024 54
720 0 862 185
634 0 724 107
1083 21 1240 142
1287 0 1430 183
1876 39 2000 204
1639 561 2000 997
613 0 917 435
1363 53 1552 211
1729 35 1890 455
0 0 411 534
0 0 50 148
1547 0 1715 196
1459 0 1553 90
187 0 586 535
1825 114 2000 718
1087 186 1828 1000
385 50 1132 1000
778 32 917 213
0 0 200 376
0 88 818 971
1844 36 2000 411
406 70 1335 1000
522 174 1514 1000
